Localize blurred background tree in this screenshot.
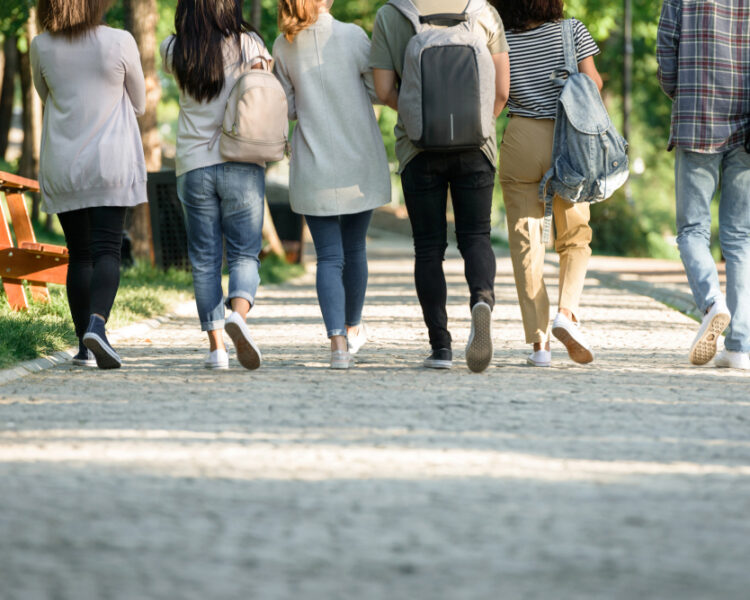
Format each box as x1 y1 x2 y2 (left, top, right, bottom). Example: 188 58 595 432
1 0 684 259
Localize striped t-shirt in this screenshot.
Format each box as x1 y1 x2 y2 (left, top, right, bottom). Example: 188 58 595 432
506 19 600 119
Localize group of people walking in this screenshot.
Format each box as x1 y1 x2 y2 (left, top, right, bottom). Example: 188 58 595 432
28 0 749 373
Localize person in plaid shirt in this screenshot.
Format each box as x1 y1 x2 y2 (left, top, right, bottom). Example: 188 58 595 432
657 0 750 370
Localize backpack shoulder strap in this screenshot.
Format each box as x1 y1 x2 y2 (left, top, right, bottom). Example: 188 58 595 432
561 19 579 74
388 0 424 32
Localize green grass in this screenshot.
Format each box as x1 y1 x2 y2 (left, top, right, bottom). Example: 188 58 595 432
0 255 305 369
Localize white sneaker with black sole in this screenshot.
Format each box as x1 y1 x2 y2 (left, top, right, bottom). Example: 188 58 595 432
224 312 262 370
690 299 731 365
465 301 493 373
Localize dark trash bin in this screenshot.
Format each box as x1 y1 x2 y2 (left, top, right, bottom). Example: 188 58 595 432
146 170 191 271
266 180 305 263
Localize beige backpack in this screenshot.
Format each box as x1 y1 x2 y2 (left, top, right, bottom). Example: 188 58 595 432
214 54 289 164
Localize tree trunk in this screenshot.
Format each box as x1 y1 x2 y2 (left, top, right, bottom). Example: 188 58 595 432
251 0 263 29
0 35 19 162
124 0 161 261
19 11 43 221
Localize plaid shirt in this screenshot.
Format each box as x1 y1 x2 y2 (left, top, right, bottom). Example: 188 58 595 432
657 0 750 152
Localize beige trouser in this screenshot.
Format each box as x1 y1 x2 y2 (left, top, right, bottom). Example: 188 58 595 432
498 116 592 344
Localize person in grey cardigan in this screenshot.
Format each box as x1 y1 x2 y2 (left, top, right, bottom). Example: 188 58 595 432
31 0 147 370
273 0 391 370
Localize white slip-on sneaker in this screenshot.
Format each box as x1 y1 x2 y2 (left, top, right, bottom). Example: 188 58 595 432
224 312 262 370
204 348 229 370
714 349 750 370
465 301 493 373
552 313 594 364
347 323 368 355
527 349 551 367
690 299 731 365
331 350 354 370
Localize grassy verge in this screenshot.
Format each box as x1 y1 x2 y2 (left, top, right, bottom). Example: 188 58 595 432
0 255 304 369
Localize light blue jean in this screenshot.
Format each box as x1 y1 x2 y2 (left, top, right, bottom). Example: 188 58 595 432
305 210 373 338
177 162 265 331
675 147 750 352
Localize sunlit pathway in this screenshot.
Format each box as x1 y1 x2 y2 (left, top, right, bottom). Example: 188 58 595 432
1 234 749 600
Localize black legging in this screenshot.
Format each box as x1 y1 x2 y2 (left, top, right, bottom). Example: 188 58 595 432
57 207 127 338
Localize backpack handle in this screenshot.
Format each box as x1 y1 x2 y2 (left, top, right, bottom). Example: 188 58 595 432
419 13 468 24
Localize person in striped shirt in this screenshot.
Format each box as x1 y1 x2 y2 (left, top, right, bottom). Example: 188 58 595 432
493 0 602 367
657 0 750 370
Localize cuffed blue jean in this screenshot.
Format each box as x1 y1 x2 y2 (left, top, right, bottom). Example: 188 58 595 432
177 162 265 332
675 147 750 352
305 210 373 338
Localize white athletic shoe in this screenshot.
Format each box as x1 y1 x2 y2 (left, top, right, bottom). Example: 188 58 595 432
527 349 551 367
204 348 229 370
347 323 368 355
714 349 750 370
690 299 731 366
224 312 262 370
331 350 354 370
552 313 594 364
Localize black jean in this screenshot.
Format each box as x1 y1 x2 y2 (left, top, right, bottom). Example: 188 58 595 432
57 206 127 338
401 150 497 350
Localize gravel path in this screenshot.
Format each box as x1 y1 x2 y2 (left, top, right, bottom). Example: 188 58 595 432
1 235 749 600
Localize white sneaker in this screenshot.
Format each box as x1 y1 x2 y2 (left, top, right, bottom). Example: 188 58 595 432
331 350 354 370
224 312 262 370
714 349 750 370
527 349 551 367
552 313 594 364
465 301 493 373
347 323 368 355
204 348 229 370
690 298 731 365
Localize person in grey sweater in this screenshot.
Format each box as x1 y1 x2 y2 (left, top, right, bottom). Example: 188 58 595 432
31 0 147 370
273 0 391 370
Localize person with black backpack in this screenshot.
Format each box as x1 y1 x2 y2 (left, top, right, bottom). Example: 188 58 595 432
161 0 272 371
371 0 511 373
493 0 604 368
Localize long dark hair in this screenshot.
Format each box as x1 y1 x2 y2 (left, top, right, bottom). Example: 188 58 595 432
490 0 564 32
170 0 259 102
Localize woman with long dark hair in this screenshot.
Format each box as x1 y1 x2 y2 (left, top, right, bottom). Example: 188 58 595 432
161 0 271 371
31 0 147 369
492 0 603 367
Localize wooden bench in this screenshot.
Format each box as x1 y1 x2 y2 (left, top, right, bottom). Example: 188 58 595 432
0 171 69 310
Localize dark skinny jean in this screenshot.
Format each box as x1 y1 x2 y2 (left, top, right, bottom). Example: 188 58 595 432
401 150 497 350
57 206 127 338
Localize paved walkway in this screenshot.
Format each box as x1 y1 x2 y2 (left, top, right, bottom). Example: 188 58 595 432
1 235 749 600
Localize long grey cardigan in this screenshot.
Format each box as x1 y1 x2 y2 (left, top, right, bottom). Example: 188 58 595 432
272 14 391 217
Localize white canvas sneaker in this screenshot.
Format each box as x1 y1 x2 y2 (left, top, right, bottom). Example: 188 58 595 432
347 323 368 355
714 349 750 370
690 299 731 365
224 312 262 370
552 313 594 364
331 350 354 370
204 348 229 370
527 349 551 367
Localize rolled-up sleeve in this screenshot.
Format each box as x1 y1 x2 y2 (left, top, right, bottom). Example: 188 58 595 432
657 0 681 100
